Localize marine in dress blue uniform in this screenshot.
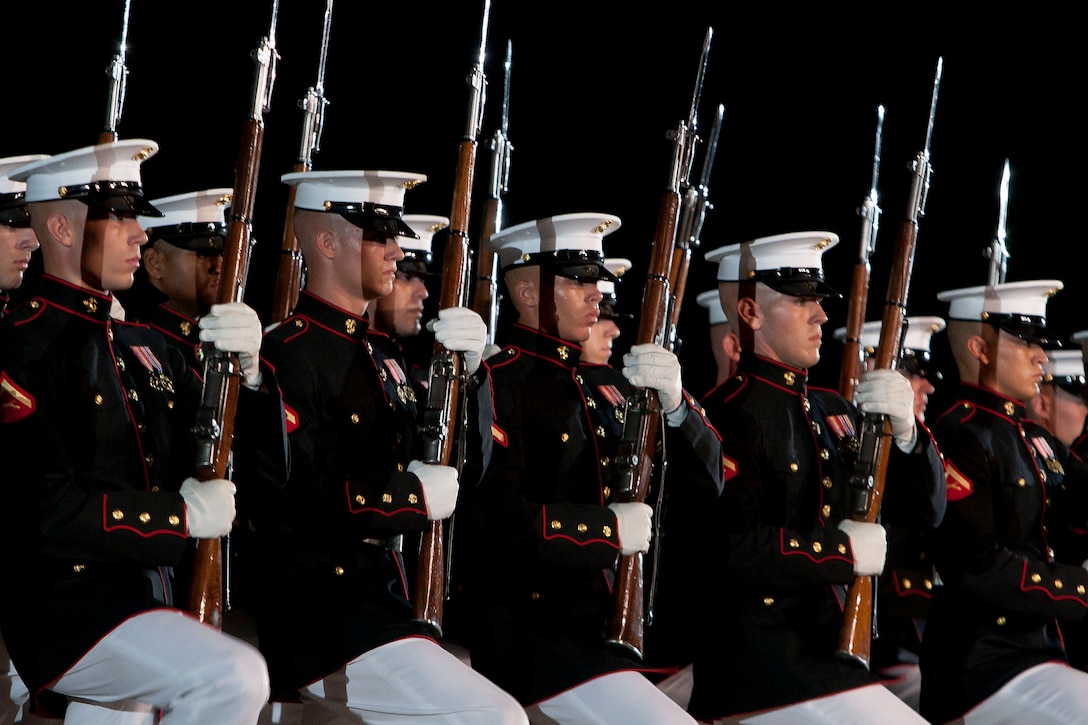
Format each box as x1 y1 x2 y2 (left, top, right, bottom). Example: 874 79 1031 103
247 170 526 723
692 232 944 722
118 188 232 372
458 212 723 724
0 140 283 722
922 280 1088 724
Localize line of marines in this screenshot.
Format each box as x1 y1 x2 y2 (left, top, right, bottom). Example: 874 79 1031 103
3 139 1088 725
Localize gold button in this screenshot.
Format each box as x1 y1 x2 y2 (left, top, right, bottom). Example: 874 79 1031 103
902 578 912 589
575 374 583 384
389 401 396 409
783 372 795 385
820 449 830 460
813 541 822 553
924 579 933 590
151 486 160 492
603 525 612 537
128 389 139 402
396 433 402 443
560 432 570 443
95 394 104 405
1079 585 1086 595
996 616 1007 626
763 597 774 606
73 564 85 573
822 477 832 489
531 591 540 600
169 515 180 525
397 462 405 472
587 398 597 408
600 457 610 468
577 523 588 533
596 426 606 437
144 454 154 466
382 493 392 503
112 509 124 521
1031 573 1042 583
408 493 418 504
551 520 562 530
789 462 799 472
379 368 388 380
788 538 799 548
351 413 360 424
1055 579 1064 589
603 486 611 498
812 422 821 435
803 397 811 411
1017 478 1026 487
333 566 344 576
837 544 846 554
139 512 151 524
355 495 366 505
137 422 147 432
822 504 831 517
167 400 173 409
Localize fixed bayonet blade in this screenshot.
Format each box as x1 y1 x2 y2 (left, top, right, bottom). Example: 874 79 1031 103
500 39 511 135
988 159 1012 285
870 105 885 201
922 57 942 159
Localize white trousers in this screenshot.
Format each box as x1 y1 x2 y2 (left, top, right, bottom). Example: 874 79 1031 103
526 670 698 725
300 636 527 724
52 609 269 725
720 683 929 724
962 661 1088 725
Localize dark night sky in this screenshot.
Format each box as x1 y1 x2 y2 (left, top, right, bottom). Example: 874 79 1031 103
5 2 1084 402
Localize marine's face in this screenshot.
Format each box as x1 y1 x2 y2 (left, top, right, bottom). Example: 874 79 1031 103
582 317 621 365
146 241 223 317
348 228 403 306
753 287 828 369
553 276 602 344
81 210 147 292
0 222 39 290
990 330 1048 403
374 269 429 337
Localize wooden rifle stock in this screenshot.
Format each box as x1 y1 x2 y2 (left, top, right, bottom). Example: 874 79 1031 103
413 0 490 635
607 29 713 659
838 60 940 666
187 3 278 628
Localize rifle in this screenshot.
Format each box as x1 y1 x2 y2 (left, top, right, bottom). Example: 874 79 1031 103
837 57 942 668
666 101 724 353
472 38 513 347
606 27 712 660
99 0 132 144
412 0 490 636
838 105 886 401
984 158 1011 286
269 0 334 323
187 0 279 629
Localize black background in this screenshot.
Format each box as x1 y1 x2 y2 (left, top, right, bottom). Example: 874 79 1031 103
5 2 1084 403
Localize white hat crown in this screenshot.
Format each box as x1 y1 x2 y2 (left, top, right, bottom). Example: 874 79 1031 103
140 188 233 230
9 139 158 203
696 289 728 325
401 214 449 253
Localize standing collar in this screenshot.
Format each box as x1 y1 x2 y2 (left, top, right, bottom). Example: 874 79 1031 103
957 382 1025 422
508 323 582 368
293 290 369 341
739 351 809 394
37 275 114 323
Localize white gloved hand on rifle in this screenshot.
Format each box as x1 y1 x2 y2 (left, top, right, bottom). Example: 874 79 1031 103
853 368 918 452
179 477 236 539
838 519 887 576
198 302 264 389
608 501 653 555
408 460 459 521
429 307 487 375
621 343 687 426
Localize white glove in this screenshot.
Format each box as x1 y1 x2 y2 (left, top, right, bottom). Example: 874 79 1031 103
429 307 487 375
622 343 686 425
854 368 917 452
408 460 459 520
198 302 263 389
838 519 887 576
179 477 236 539
608 502 653 555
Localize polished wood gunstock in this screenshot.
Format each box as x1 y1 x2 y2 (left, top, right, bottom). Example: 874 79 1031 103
187 2 279 628
413 0 490 636
838 60 941 667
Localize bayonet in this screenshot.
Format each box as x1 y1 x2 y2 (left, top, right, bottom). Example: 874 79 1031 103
907 57 942 224
463 0 490 142
488 40 513 201
101 0 132 142
249 0 280 121
669 27 712 192
297 0 333 166
986 159 1011 285
859 104 885 261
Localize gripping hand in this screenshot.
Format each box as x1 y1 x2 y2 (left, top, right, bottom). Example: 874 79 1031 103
838 519 887 576
199 302 264 389
608 502 653 555
408 460 459 520
854 368 917 452
622 343 686 425
429 307 487 375
179 477 236 539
